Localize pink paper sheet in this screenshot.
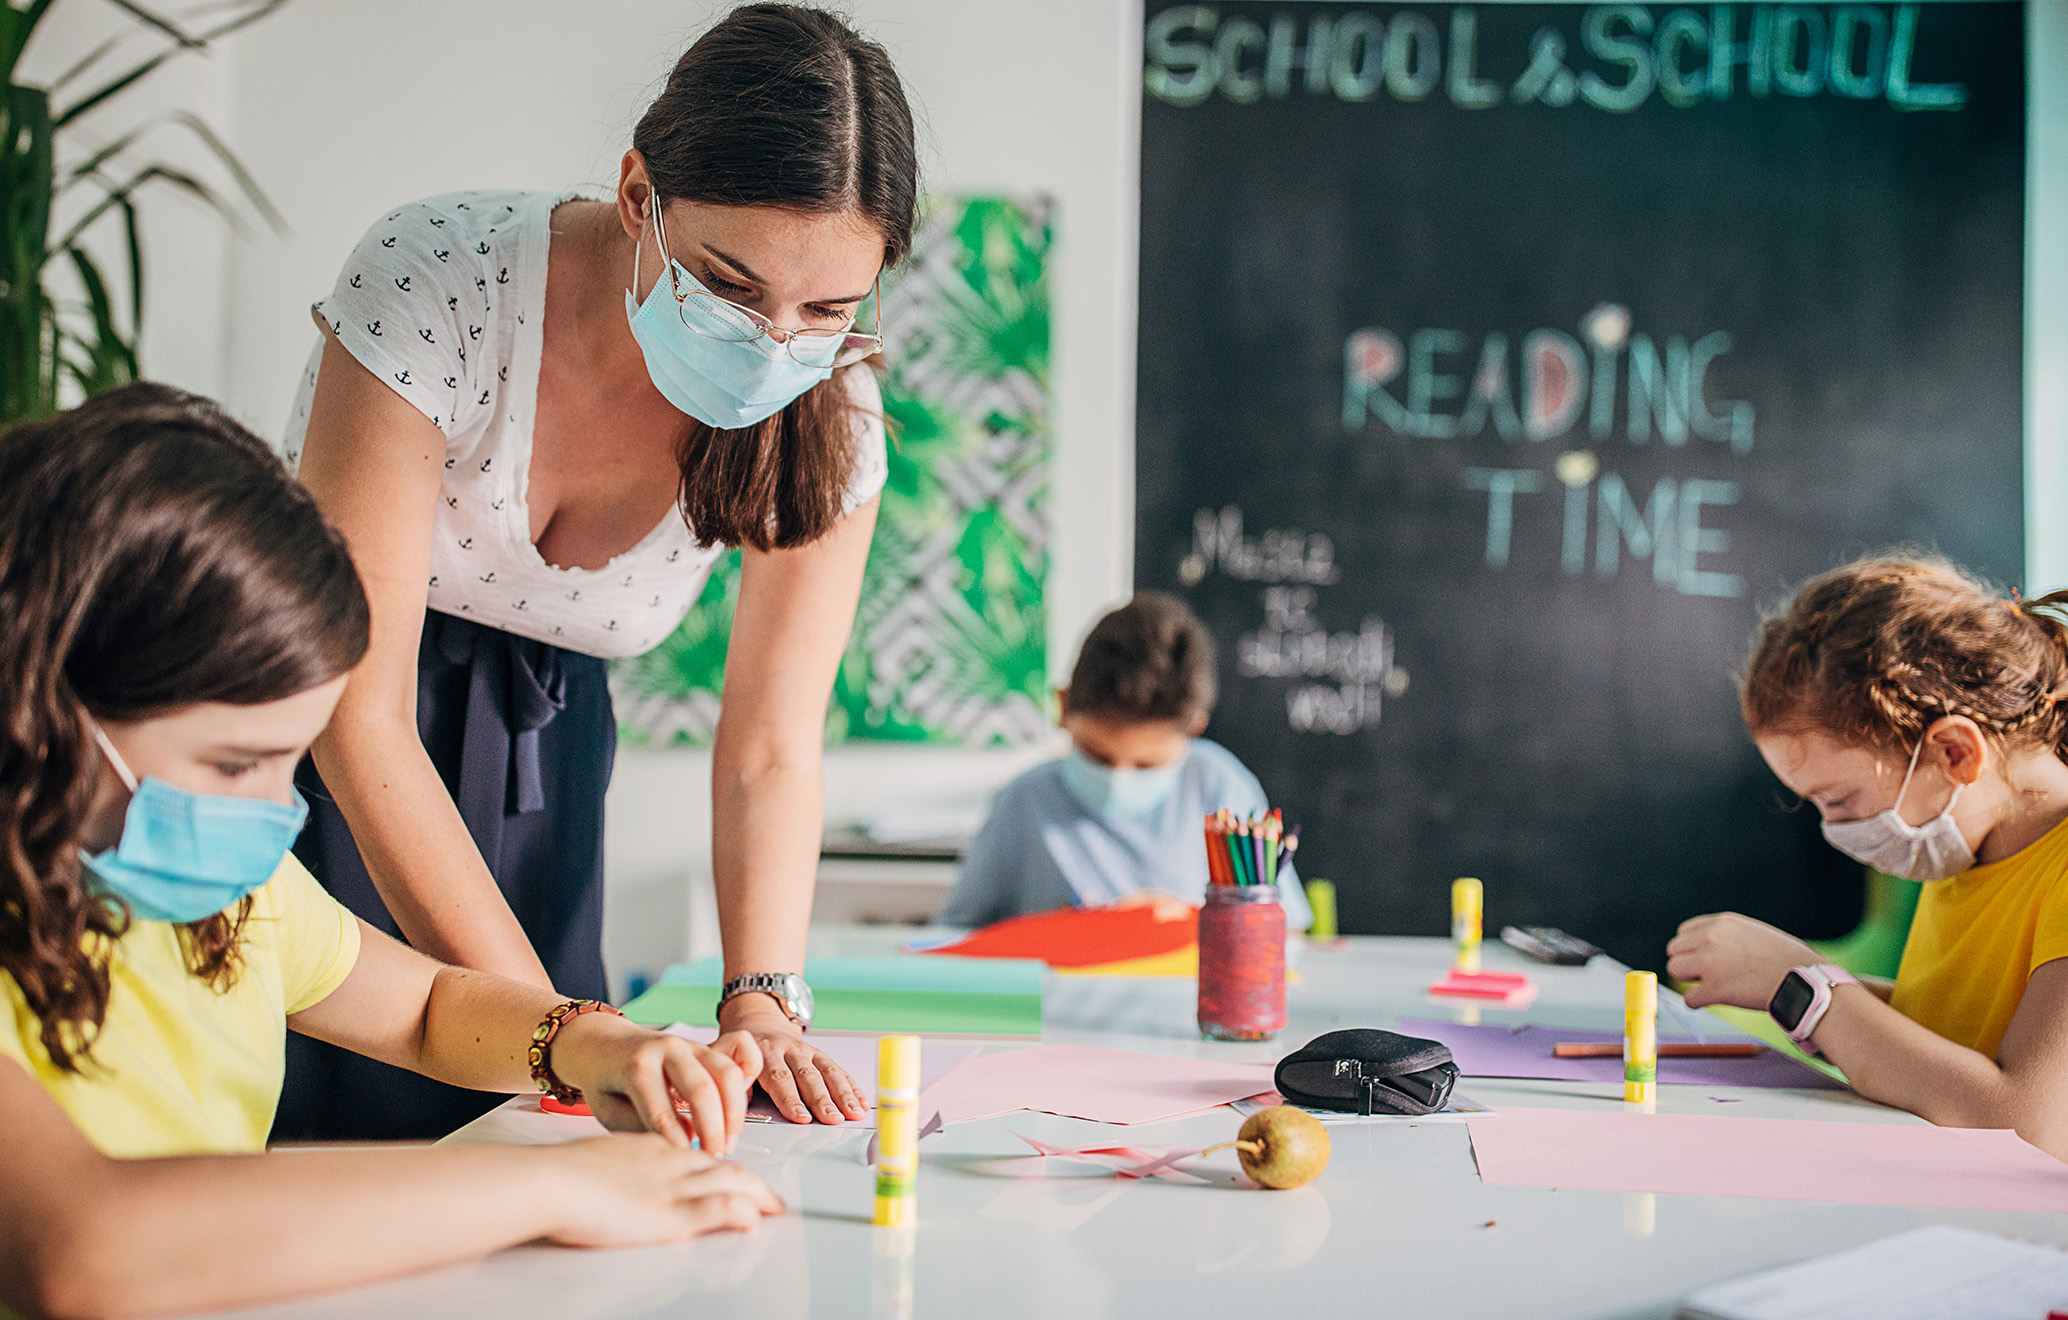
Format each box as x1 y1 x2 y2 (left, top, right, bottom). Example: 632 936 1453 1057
1466 1107 2068 1212
663 1025 983 1125
922 1045 1278 1126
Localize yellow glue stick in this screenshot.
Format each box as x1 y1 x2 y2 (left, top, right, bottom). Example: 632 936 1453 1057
1624 970 1658 1104
1452 877 1483 974
873 1034 920 1227
1306 879 1338 941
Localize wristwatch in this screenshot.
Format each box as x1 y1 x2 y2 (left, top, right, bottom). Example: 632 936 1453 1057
717 972 814 1030
1768 963 1859 1048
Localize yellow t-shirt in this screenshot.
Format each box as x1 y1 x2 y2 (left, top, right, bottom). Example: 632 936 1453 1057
0 854 361 1157
1891 815 2068 1059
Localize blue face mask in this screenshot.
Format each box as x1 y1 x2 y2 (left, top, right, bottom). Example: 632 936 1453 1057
78 723 308 925
623 207 835 430
1059 747 1185 821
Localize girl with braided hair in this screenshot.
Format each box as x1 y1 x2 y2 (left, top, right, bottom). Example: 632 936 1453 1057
1669 553 2068 1156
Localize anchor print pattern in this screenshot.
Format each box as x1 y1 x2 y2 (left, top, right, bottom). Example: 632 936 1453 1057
297 190 749 658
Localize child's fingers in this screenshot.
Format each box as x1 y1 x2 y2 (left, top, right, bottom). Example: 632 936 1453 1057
659 1052 730 1153
713 1028 765 1084
678 1162 786 1216
686 1042 749 1147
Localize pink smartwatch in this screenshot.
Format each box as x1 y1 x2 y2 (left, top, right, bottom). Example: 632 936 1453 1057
1768 963 1860 1047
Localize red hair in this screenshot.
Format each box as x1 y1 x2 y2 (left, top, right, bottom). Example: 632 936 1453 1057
1741 553 2068 756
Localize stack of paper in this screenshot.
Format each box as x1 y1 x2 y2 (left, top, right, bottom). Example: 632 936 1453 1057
620 955 1044 1036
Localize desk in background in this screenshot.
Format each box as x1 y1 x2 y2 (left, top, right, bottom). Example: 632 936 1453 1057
215 933 2066 1320
813 828 967 927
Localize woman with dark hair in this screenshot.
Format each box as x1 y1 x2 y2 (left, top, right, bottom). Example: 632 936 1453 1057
0 383 778 1318
279 3 915 1141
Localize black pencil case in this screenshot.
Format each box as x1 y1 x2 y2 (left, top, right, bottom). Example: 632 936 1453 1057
1273 1028 1459 1116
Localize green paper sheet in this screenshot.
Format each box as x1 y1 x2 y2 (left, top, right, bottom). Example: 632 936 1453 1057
624 956 1045 1036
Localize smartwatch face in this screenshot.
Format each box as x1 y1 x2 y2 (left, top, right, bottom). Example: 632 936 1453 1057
1770 971 1816 1032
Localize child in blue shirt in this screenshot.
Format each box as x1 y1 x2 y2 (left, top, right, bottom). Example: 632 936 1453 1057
941 593 1311 928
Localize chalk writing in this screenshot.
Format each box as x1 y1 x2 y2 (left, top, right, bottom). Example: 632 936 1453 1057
1146 4 1966 112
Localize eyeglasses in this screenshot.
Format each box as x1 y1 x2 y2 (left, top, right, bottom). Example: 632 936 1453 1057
650 206 884 370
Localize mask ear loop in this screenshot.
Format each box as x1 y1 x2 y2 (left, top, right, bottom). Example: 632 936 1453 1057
87 720 139 794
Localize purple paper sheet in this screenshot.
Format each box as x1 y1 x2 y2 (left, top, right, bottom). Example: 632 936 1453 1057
1398 1019 1842 1090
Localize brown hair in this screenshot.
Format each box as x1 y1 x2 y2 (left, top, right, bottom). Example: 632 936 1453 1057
1067 593 1220 726
0 382 370 1071
1741 552 2068 758
633 3 918 552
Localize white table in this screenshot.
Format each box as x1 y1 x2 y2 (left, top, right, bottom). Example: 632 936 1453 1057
222 931 2068 1320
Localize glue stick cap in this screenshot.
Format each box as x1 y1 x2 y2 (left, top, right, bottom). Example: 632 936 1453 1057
1625 970 1658 1013
878 1034 920 1090
1453 877 1482 912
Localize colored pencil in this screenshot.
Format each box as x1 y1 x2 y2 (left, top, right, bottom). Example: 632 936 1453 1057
1553 1042 1767 1059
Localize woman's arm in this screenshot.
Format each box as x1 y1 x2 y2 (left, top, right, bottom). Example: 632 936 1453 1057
709 495 879 1127
1668 913 2068 1156
296 329 552 989
290 919 762 1154
0 1057 778 1320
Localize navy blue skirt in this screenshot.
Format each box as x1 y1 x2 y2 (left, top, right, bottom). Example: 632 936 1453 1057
272 610 615 1142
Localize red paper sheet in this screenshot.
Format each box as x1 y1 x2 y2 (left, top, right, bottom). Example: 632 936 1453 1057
925 905 1197 968
1466 1107 2068 1212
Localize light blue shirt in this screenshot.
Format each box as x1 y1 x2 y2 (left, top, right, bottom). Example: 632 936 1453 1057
939 739 1313 930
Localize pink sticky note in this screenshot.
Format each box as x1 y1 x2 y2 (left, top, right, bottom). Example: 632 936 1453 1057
923 1045 1278 1126
1466 1107 2068 1213
1428 971 1539 1008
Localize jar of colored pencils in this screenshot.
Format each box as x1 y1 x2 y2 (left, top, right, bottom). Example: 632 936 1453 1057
1197 884 1287 1041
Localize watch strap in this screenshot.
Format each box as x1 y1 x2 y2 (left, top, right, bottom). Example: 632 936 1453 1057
718 973 805 1024
1779 963 1859 1045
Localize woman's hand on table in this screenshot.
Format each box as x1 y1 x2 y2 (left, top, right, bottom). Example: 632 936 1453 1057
1666 912 1822 1011
545 1134 784 1247
717 993 871 1126
552 1014 762 1154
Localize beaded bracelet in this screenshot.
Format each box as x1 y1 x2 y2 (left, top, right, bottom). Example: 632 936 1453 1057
528 999 623 1105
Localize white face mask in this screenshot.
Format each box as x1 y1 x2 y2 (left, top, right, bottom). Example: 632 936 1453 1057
1819 738 1976 881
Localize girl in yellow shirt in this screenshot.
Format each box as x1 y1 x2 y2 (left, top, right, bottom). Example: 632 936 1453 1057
0 384 779 1319
1670 554 2068 1159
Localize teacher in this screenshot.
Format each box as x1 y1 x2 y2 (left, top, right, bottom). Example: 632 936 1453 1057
274 3 913 1141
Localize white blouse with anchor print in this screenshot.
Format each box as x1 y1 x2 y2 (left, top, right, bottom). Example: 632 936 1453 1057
282 188 887 661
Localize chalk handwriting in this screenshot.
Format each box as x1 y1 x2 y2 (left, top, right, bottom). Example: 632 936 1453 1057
1146 4 1966 112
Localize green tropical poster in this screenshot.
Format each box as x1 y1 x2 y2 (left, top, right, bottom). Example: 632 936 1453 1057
611 195 1053 747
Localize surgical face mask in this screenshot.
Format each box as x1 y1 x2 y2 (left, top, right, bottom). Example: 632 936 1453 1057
1819 739 1976 882
1059 747 1184 821
622 206 835 430
77 722 308 924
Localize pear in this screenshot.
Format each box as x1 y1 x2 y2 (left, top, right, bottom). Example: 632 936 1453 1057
1204 1105 1331 1189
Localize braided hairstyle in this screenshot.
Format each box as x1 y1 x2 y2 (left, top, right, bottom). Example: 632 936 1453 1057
1741 553 2068 759
0 383 369 1070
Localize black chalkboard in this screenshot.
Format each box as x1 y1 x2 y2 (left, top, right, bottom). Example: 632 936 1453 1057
1134 2 2026 969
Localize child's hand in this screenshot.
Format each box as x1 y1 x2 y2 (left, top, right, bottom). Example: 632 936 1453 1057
1666 913 1822 1011
551 1016 762 1155
1108 891 1197 923
544 1134 784 1248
